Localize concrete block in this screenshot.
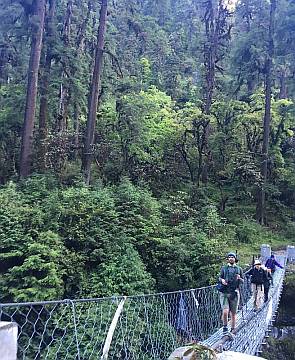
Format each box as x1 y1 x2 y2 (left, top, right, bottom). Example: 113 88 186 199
0 322 18 360
261 244 271 261
217 351 267 359
287 245 295 261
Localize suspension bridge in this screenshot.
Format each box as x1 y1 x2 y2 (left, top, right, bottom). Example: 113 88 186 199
0 245 294 359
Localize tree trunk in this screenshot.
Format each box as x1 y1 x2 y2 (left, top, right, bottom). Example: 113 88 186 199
38 0 56 172
0 37 10 86
247 76 255 93
63 0 73 45
202 0 218 184
56 0 73 133
82 0 108 185
19 0 46 178
76 1 92 51
278 68 287 99
73 103 80 160
56 80 69 132
244 0 251 32
70 2 91 160
256 0 276 225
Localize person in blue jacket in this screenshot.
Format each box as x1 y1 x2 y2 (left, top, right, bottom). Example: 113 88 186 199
265 254 283 274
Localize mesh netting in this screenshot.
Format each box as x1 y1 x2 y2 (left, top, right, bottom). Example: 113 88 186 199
1 286 222 359
0 255 287 359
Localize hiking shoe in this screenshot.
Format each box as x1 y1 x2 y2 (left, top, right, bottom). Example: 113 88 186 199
223 326 229 334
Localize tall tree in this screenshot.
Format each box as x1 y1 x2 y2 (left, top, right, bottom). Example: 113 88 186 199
256 0 277 225
55 0 73 133
19 0 46 177
82 0 108 185
38 0 56 171
231 0 269 96
201 0 232 183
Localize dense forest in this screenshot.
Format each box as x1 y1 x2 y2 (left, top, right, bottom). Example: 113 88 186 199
0 0 294 303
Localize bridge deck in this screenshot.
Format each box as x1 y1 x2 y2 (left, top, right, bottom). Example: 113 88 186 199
202 255 286 355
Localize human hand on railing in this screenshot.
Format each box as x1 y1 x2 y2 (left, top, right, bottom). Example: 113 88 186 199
236 274 244 282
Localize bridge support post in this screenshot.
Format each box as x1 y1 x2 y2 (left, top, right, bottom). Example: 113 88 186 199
287 245 295 262
0 322 18 360
260 244 271 262
101 297 126 360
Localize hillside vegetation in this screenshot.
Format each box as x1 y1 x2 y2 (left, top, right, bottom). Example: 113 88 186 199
0 0 294 302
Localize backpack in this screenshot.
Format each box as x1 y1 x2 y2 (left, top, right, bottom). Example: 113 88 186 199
266 258 275 270
216 266 240 293
216 281 227 293
251 268 266 285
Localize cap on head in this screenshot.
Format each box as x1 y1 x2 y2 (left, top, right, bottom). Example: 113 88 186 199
254 259 261 265
227 252 237 260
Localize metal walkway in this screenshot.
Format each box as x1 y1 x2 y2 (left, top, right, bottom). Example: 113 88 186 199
202 255 286 356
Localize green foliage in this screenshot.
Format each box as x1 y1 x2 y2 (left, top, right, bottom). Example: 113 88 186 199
0 0 294 307
7 231 66 301
236 219 259 244
262 335 295 360
117 86 178 163
0 179 156 301
0 183 64 301
0 175 246 301
87 241 154 296
262 272 295 360
276 273 295 324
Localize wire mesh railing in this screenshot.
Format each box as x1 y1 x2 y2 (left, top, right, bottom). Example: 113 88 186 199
0 286 222 360
0 255 287 359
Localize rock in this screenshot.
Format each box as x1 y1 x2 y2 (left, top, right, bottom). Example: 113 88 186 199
168 343 217 359
217 351 266 359
168 345 267 360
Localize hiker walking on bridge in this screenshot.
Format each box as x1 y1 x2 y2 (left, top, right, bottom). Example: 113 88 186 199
218 252 244 334
261 265 272 302
265 254 283 274
247 259 268 311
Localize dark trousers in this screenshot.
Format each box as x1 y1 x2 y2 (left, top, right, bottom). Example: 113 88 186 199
270 269 275 285
264 286 270 302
